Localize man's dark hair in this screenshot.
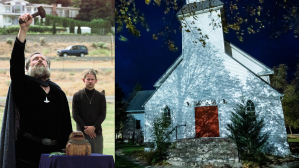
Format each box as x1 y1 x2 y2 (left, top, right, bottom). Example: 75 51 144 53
84 69 98 79
25 52 51 70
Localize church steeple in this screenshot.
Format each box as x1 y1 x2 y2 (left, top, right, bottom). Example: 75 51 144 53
186 0 206 4
177 0 225 52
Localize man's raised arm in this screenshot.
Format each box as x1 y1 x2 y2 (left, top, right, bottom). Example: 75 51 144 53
10 14 33 81
18 14 32 42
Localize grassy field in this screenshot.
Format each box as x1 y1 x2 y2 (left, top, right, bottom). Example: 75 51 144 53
288 134 299 142
115 142 145 168
115 155 144 168
0 70 115 97
0 42 115 57
0 102 115 159
0 60 114 69
115 142 144 155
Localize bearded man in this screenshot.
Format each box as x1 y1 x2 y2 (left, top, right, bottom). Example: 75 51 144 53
0 13 72 168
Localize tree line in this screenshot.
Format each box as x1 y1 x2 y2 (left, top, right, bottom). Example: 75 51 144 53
116 0 299 50
270 63 299 135
26 0 114 25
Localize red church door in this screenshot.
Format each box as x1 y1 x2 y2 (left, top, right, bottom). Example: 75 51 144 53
195 106 220 138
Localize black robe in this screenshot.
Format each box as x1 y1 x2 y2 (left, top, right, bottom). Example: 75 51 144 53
0 37 73 168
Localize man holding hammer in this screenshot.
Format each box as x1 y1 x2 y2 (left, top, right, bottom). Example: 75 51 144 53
0 13 72 167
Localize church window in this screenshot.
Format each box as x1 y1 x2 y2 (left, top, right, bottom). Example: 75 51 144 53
246 100 256 119
164 106 170 117
163 106 171 125
136 120 141 129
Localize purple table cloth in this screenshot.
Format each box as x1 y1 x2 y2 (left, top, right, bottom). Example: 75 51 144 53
38 153 115 168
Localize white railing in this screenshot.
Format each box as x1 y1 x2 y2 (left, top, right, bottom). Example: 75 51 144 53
3 23 12 27
1 9 79 18
1 10 27 14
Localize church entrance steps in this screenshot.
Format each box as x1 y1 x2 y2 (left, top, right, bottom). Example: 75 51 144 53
165 138 241 167
165 160 242 167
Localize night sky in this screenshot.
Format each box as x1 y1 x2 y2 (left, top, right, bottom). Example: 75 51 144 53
115 0 299 98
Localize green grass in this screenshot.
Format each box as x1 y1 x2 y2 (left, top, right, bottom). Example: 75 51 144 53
104 69 113 74
25 32 111 35
287 134 299 143
89 49 112 57
288 138 299 142
98 49 111 56
115 155 144 168
0 70 7 74
0 102 115 160
115 142 145 168
0 106 4 126
115 141 144 155
89 49 100 56
42 48 50 55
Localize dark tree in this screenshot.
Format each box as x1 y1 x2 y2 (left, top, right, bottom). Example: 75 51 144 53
52 21 56 34
291 63 299 92
77 24 81 34
40 18 44 26
45 16 50 26
226 99 270 161
126 82 142 103
282 84 299 135
62 19 67 27
270 64 288 92
56 0 71 6
270 64 299 135
78 0 114 22
150 112 171 163
70 20 75 33
34 17 39 25
115 84 128 137
116 82 143 141
71 0 80 7
116 0 299 50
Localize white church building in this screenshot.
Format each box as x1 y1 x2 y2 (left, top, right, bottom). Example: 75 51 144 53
143 0 290 156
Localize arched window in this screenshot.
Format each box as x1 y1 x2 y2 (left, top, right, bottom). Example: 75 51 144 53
164 106 170 117
246 100 255 119
163 106 171 125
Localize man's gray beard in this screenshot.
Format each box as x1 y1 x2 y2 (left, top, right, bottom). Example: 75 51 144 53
28 65 51 79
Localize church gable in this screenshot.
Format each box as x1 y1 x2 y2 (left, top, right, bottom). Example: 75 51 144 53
145 43 289 156
144 0 289 157
153 55 183 88
224 41 273 83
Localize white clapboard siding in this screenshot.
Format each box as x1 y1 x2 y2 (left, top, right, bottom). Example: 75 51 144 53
144 2 290 157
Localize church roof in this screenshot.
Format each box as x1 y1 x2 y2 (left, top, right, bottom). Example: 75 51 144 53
154 54 183 88
177 0 224 16
143 51 283 107
126 90 155 112
225 53 282 95
225 41 274 75
154 40 275 88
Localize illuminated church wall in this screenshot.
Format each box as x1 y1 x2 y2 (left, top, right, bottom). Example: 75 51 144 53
144 1 290 156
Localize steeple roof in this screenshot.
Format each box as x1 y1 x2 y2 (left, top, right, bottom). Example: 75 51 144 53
177 0 224 16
